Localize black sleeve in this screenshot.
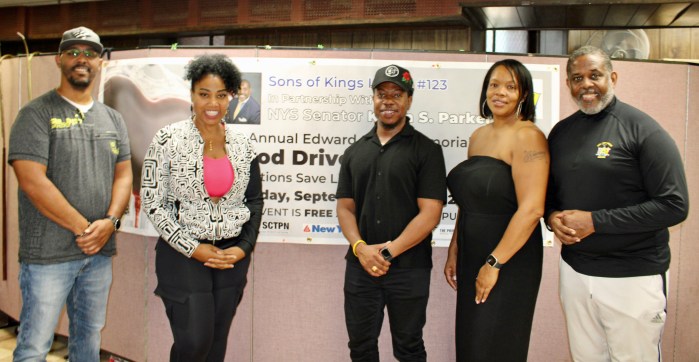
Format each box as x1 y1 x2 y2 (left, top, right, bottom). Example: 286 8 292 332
417 142 447 204
335 146 353 199
592 129 689 233
544 167 558 231
543 125 562 230
237 156 264 254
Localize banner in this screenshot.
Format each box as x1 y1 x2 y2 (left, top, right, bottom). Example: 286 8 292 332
100 57 560 246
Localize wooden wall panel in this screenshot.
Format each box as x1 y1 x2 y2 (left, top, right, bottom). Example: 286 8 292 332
352 32 376 49
317 32 333 48
372 32 391 49
329 31 353 48
569 28 699 62
227 34 267 46
645 28 661 60
1 0 464 43
566 29 594 51
199 0 238 23
27 5 66 38
0 8 25 40
390 29 413 49
95 0 141 32
413 29 447 50
675 65 699 362
660 27 692 59
567 30 581 50
224 28 472 52
446 28 470 51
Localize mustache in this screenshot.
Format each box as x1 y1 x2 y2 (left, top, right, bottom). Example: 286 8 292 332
577 89 599 98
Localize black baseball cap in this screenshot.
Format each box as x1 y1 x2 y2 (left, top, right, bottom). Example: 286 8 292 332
58 26 103 55
371 64 414 94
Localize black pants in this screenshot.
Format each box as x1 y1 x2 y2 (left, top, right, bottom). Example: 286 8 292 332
344 261 431 362
154 238 250 362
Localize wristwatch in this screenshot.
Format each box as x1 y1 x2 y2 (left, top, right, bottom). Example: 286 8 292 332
485 254 502 269
106 215 121 231
380 245 394 262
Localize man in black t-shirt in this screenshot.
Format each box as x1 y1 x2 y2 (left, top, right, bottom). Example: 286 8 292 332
336 64 446 361
546 46 688 361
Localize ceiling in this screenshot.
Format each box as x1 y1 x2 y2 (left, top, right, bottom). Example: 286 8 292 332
461 1 699 29
0 0 102 7
1 0 697 29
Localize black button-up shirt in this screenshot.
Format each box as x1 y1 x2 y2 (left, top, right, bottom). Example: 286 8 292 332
336 122 447 268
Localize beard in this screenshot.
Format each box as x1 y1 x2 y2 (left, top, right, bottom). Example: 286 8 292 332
379 120 397 130
378 116 406 130
375 107 407 130
67 75 91 89
577 87 614 115
62 64 93 90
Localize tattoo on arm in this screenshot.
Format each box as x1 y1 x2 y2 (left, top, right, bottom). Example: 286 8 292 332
523 150 546 162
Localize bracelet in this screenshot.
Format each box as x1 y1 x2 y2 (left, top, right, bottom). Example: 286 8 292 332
75 221 92 238
352 239 366 256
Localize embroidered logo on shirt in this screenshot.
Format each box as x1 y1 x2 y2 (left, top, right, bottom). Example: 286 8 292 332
50 115 84 129
595 141 613 159
110 140 119 155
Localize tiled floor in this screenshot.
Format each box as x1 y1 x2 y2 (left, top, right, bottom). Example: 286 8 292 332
0 324 115 362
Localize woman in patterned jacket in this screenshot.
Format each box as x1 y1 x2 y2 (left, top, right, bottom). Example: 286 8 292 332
140 54 263 362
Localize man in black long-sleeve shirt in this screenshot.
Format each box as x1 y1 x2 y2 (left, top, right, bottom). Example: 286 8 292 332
546 45 688 361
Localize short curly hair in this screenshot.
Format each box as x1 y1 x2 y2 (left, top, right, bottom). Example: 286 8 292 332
184 54 242 93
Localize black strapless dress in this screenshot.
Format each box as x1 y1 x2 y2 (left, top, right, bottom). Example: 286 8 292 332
447 156 543 361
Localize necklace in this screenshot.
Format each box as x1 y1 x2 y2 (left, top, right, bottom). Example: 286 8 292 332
193 116 224 153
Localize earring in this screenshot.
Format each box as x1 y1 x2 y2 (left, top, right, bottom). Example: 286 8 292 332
481 99 488 118
516 100 524 119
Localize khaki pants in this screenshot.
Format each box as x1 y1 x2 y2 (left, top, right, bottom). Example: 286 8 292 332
559 258 667 362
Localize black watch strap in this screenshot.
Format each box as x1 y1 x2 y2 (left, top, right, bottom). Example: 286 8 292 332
486 254 502 269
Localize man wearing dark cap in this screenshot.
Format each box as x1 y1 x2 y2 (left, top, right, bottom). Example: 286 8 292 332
9 26 132 361
336 64 446 361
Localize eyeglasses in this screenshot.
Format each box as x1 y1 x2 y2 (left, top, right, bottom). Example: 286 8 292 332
61 49 100 59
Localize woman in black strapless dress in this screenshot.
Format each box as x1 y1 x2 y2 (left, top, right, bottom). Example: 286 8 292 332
444 59 549 361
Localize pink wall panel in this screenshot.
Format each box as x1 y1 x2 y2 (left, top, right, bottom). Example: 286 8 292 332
674 64 699 362
251 243 347 361
100 235 149 360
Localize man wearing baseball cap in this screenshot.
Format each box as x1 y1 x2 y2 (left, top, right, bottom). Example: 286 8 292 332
336 64 446 361
9 26 131 361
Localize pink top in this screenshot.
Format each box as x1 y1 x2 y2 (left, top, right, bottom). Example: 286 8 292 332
203 156 235 197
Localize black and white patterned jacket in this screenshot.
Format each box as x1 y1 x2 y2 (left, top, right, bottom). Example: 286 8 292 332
141 119 263 257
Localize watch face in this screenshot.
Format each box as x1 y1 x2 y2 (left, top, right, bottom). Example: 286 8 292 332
380 247 393 260
108 215 121 230
486 254 501 269
486 255 495 266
